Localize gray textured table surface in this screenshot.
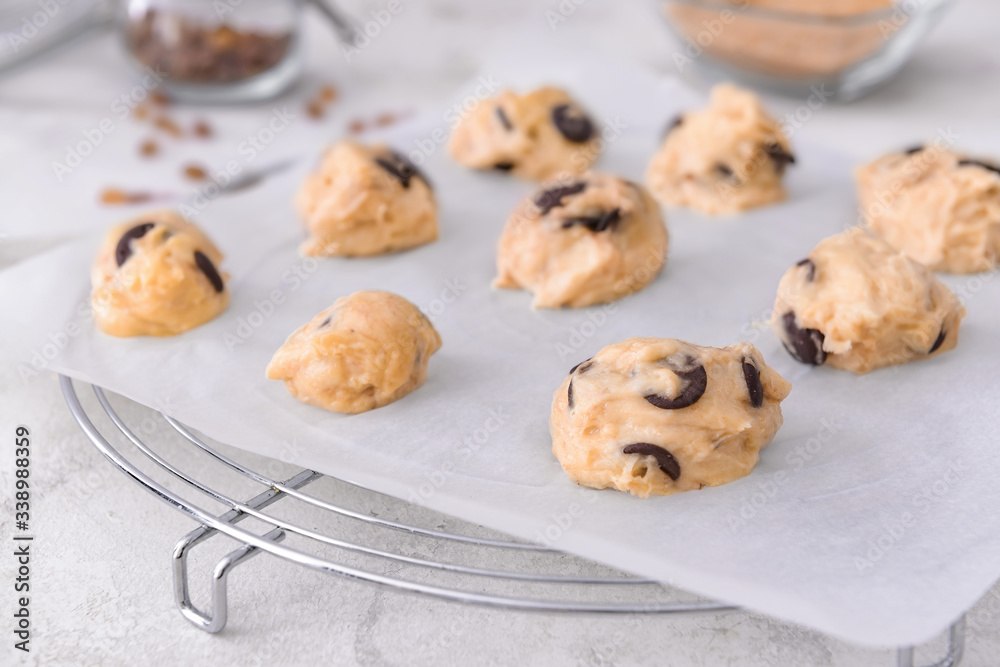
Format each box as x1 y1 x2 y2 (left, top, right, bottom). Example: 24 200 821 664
2 1 999 665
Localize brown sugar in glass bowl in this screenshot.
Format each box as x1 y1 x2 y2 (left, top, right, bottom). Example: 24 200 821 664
656 0 953 100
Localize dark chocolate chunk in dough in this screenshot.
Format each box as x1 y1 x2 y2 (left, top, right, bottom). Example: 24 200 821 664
781 311 826 365
742 359 764 408
644 360 708 410
764 142 796 174
495 107 513 131
929 327 947 354
533 182 587 215
957 158 1000 176
194 251 224 293
561 208 621 233
551 104 594 143
623 443 681 481
714 163 735 179
115 222 156 267
796 258 816 281
375 150 430 189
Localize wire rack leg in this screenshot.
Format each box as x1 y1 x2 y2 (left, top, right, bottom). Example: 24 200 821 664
896 616 966 667
171 470 319 633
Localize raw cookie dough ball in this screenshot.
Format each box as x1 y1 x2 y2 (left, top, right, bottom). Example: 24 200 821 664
551 338 792 498
772 229 966 375
448 87 600 181
646 83 795 215
295 141 437 257
266 291 442 414
856 145 1000 273
91 210 229 337
494 173 668 308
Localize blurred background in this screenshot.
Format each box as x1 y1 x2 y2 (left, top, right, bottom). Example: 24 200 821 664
1 1 999 665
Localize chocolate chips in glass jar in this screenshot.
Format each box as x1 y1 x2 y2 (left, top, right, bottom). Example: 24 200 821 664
127 10 293 84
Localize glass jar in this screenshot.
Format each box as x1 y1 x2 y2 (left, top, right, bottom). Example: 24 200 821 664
120 0 303 104
655 0 953 101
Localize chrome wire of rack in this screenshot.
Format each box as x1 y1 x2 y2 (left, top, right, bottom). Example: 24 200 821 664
60 376 965 667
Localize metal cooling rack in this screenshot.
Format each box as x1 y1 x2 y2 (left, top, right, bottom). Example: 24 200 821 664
60 375 966 667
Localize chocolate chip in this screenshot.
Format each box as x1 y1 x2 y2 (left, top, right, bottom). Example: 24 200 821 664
644 359 708 410
764 143 796 174
194 251 224 293
551 104 594 143
903 145 924 155
781 312 826 365
796 258 816 281
929 327 947 353
567 380 575 410
115 222 155 266
533 182 587 215
622 443 681 481
957 159 1000 176
495 107 512 131
561 208 621 233
714 163 734 179
742 359 763 408
375 150 429 189
569 358 593 374
493 162 515 171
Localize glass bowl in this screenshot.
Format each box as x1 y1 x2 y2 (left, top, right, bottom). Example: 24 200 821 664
120 0 304 104
656 0 952 100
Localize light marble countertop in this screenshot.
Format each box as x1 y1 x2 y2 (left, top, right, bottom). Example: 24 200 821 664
2 1 1000 665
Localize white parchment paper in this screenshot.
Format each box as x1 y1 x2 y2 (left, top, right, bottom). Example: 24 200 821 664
2 54 999 647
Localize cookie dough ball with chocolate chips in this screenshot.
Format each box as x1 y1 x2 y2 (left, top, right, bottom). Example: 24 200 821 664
551 338 792 498
856 145 1000 273
266 291 442 414
295 141 437 257
646 83 795 215
91 210 229 337
448 87 600 181
773 229 966 375
494 173 668 308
